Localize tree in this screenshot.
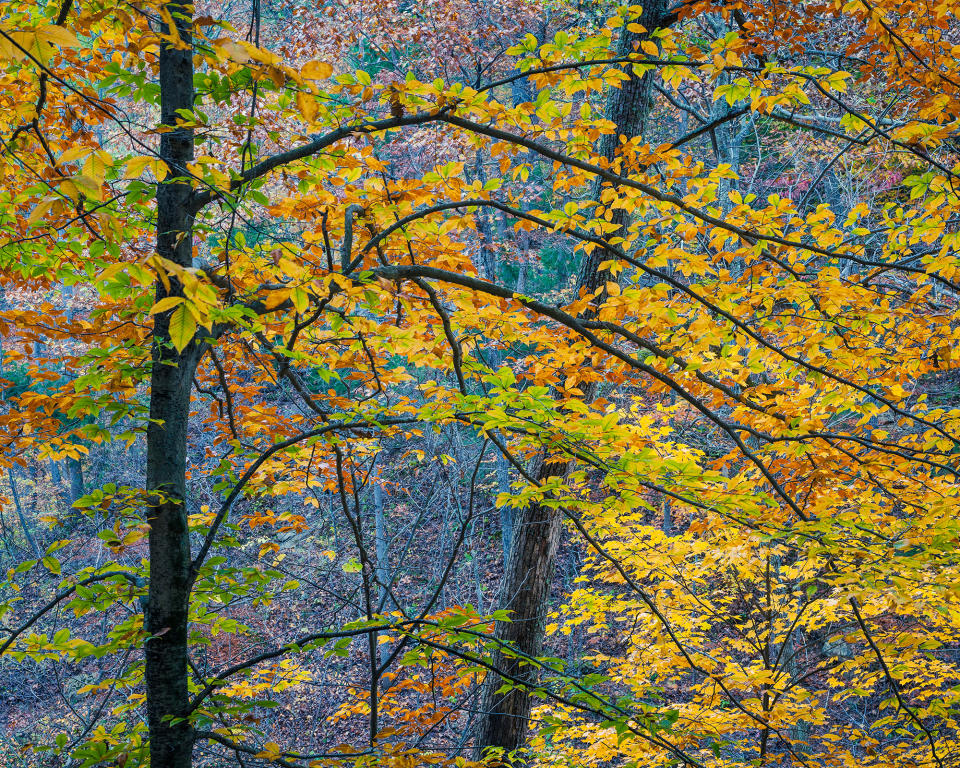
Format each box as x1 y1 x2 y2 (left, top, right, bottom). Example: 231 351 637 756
473 0 678 757
1 1 960 767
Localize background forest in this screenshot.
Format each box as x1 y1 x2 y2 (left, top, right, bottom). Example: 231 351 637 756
2 0 960 767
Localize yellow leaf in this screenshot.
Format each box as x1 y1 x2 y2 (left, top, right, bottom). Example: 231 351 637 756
28 198 56 226
82 152 110 187
0 34 27 62
296 90 318 123
168 303 196 352
259 542 280 558
37 25 81 49
125 155 169 181
264 289 291 311
13 102 37 121
5 30 40 61
277 257 300 277
255 742 282 759
301 60 333 80
71 174 104 201
149 296 185 315
60 146 93 164
215 38 251 64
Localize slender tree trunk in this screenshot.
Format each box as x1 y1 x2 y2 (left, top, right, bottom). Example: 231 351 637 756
512 75 537 296
496 453 513 564
66 457 84 506
145 3 199 767
49 460 71 514
373 478 397 615
474 3 674 758
8 467 40 557
472 150 499 282
0 502 11 556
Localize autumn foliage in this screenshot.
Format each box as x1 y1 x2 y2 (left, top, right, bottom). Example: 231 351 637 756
1 0 960 767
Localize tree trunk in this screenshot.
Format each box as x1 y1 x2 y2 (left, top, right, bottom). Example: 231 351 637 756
474 457 564 758
49 460 71 514
575 0 673 297
496 452 513 564
8 467 40 557
474 3 674 759
145 3 199 767
66 457 84 506
374 478 397 614
473 150 499 282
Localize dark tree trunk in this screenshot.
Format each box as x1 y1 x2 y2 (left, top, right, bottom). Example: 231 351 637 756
474 2 674 759
145 3 199 767
474 458 564 758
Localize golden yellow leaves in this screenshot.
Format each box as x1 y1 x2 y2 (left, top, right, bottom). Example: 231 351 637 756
28 150 169 227
25 149 122 226
0 24 80 63
209 35 333 98
167 303 197 353
296 90 319 124
638 39 659 57
296 61 333 124
147 295 200 352
254 742 284 760
214 38 261 65
219 659 312 706
186 154 232 192
48 147 113 204
145 257 222 352
26 197 63 227
38 439 90 462
123 155 169 182
301 60 333 81
210 37 285 85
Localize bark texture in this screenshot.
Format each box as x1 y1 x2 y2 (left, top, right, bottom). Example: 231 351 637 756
145 3 199 767
474 2 674 758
